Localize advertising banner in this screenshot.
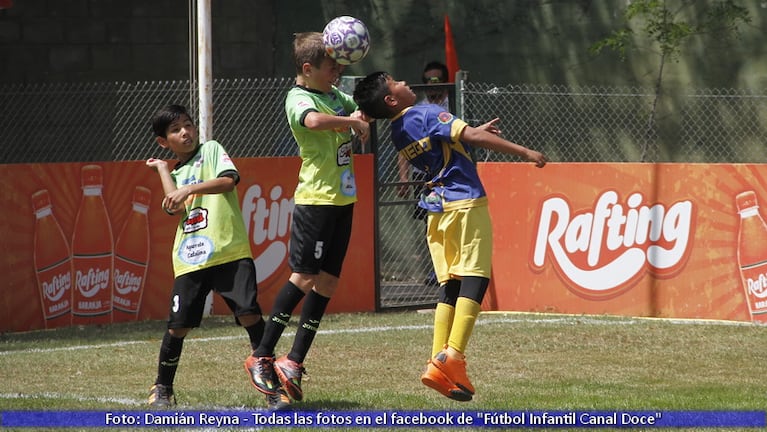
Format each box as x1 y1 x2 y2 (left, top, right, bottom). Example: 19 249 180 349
0 156 376 332
479 163 765 323
3 160 764 332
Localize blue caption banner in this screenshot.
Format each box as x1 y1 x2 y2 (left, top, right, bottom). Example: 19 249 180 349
1 410 765 428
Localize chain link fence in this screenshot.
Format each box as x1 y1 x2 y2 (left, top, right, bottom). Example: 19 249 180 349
0 79 296 164
2 77 767 309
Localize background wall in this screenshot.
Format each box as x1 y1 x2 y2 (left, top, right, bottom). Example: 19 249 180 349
1 0 766 88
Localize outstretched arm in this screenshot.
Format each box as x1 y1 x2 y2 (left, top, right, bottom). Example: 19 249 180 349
461 118 548 168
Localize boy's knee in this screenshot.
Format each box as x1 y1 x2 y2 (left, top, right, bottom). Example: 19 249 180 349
238 313 263 327
168 328 191 338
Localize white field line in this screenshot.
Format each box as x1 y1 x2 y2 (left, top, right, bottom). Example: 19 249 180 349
0 313 755 408
0 312 753 357
0 391 279 412
0 392 143 407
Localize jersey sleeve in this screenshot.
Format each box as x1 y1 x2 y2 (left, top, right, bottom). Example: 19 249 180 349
285 90 318 128
423 105 468 143
204 140 239 178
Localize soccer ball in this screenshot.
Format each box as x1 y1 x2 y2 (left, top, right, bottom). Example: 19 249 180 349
322 16 370 65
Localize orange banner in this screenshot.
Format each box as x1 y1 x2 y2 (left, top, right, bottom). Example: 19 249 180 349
0 156 375 332
4 160 765 332
479 162 766 323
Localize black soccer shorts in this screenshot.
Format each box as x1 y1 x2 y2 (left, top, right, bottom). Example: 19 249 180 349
167 258 262 328
288 203 354 277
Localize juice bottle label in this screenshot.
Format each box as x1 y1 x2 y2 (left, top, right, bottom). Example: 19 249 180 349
32 189 73 328
113 257 146 313
37 261 71 319
72 255 112 316
739 261 767 322
112 187 150 319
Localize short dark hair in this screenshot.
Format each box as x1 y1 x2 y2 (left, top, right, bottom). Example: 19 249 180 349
422 61 449 83
353 71 393 119
151 104 190 138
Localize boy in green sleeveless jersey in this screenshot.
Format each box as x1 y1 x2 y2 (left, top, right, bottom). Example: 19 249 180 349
145 105 287 409
245 32 370 406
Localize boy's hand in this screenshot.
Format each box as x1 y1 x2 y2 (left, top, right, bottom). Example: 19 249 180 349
478 118 502 136
353 110 374 124
146 158 168 171
147 158 185 214
162 187 191 214
350 110 371 143
526 149 548 168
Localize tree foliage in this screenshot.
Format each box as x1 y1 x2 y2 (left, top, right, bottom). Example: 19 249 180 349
589 0 750 161
590 0 750 62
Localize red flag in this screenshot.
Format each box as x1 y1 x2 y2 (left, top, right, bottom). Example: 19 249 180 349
444 14 460 82
0 0 13 9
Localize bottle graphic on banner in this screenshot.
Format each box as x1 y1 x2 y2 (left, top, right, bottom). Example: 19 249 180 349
71 164 114 325
735 190 767 323
113 186 151 321
32 189 73 329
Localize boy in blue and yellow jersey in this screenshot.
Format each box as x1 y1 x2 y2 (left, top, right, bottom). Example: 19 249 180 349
144 105 281 408
354 72 547 401
245 32 370 407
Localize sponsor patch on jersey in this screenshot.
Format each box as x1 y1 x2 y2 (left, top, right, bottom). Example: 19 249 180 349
340 168 356 197
337 141 352 166
183 207 209 233
178 235 214 265
438 112 453 124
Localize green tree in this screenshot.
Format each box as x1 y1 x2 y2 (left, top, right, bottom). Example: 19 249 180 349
590 0 750 161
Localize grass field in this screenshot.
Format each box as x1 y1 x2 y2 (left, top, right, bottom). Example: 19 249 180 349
1 310 765 431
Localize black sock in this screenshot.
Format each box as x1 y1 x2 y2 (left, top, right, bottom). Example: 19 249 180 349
288 290 330 364
155 331 184 386
254 281 305 357
244 318 265 352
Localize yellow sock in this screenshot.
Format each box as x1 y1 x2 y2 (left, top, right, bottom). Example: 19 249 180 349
432 303 455 357
447 297 481 354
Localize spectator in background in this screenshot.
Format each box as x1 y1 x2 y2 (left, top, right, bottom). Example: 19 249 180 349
420 60 450 110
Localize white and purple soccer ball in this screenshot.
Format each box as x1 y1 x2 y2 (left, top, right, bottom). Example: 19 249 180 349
322 16 370 65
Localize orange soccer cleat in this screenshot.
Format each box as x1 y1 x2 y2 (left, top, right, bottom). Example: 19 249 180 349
420 359 472 402
430 347 475 395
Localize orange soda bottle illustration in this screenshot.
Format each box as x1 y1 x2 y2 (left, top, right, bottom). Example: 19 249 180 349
71 164 114 325
32 189 73 329
735 190 767 323
112 186 151 321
